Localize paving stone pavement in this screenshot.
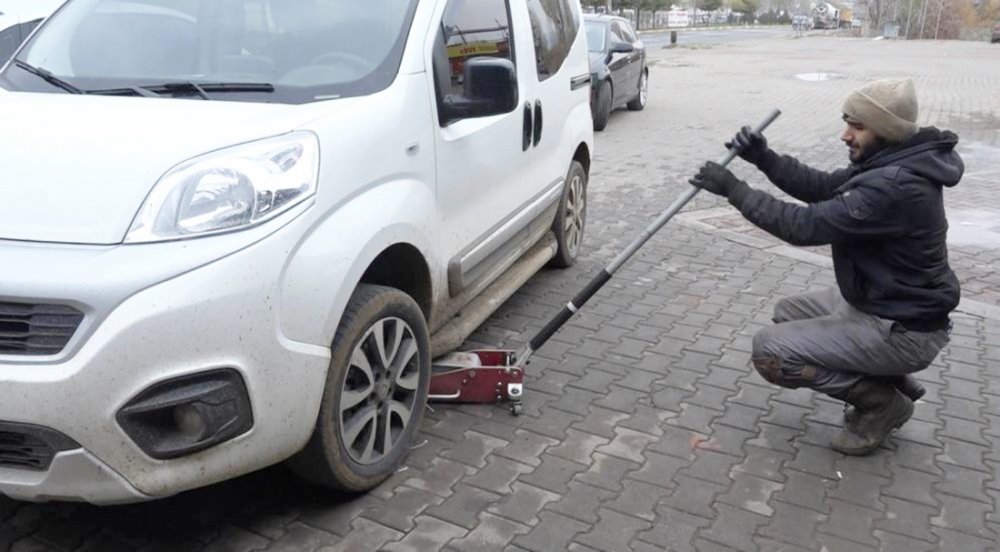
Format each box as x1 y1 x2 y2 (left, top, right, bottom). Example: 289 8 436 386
3 34 1000 552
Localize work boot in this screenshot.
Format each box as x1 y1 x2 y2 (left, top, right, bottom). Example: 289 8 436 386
889 374 926 401
843 374 924 429
832 379 913 456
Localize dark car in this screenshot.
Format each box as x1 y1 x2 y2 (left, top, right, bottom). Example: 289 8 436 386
0 0 64 65
584 14 648 131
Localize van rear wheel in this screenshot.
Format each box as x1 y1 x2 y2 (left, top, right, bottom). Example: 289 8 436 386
287 284 430 492
549 160 587 268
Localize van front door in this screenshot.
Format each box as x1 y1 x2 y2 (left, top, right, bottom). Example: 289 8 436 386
430 0 543 298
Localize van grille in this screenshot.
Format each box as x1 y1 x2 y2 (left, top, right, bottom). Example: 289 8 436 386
0 422 79 471
0 301 84 356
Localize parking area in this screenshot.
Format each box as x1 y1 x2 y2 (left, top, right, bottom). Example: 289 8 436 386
2 34 999 552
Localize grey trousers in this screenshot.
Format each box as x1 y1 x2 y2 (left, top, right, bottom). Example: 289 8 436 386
751 288 950 397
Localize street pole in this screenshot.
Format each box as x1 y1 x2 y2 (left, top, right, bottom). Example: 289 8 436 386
933 0 943 39
904 0 914 38
919 0 929 38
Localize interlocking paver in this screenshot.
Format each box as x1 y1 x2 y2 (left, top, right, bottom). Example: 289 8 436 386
930 527 998 552
573 508 652 552
492 429 560 468
773 470 832 514
603 480 669 522
657 476 727 519
264 523 340 552
595 427 659 464
382 516 467 552
517 454 588 495
441 431 510 469
544 481 614 525
936 464 995 504
570 406 630 440
758 500 827 550
446 513 529 552
817 499 881 548
874 497 941 544
511 512 589 552
618 404 673 437
717 472 783 517
573 452 641 493
635 506 710 552
930 493 997 540
322 518 402 552
745 422 801 455
487 482 560 527
402 458 474 499
426 484 504 530
882 466 942 507
698 503 770 552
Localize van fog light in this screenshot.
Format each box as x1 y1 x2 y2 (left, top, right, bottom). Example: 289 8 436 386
117 369 253 460
173 404 208 439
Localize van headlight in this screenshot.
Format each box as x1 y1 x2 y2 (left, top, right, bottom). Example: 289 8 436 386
125 132 319 243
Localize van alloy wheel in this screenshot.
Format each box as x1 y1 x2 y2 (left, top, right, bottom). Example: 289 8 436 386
563 173 586 258
340 317 419 465
287 284 430 492
550 160 588 268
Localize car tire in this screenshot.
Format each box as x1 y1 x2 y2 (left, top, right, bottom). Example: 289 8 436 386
593 80 612 131
627 69 648 111
549 160 587 268
287 284 430 492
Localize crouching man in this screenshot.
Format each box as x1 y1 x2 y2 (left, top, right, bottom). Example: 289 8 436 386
690 78 962 455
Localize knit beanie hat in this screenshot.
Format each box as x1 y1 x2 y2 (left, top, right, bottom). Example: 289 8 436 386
841 78 919 143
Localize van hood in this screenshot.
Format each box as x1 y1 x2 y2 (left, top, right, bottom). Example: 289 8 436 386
0 92 341 245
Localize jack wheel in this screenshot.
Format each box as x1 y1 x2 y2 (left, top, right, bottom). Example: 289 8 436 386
509 402 523 417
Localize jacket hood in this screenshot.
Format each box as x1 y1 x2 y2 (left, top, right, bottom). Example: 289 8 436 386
861 127 964 188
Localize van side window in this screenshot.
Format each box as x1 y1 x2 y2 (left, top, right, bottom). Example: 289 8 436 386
433 0 515 101
525 0 579 81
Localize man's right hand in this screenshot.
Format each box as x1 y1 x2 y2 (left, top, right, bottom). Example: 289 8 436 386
726 126 769 165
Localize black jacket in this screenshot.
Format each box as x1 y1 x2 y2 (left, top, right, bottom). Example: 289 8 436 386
728 128 962 331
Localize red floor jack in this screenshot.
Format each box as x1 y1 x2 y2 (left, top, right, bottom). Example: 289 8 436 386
428 110 782 416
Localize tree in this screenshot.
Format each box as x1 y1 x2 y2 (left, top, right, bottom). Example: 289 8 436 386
646 0 671 28
698 0 724 11
731 0 760 20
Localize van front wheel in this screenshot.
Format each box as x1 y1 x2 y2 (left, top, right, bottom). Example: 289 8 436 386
288 284 430 492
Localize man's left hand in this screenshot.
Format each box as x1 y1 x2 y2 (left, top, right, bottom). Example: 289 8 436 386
689 162 743 197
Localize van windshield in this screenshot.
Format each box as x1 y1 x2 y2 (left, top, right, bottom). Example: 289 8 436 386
1 0 419 104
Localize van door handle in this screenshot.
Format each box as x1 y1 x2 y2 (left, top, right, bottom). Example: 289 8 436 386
533 100 543 147
522 102 533 152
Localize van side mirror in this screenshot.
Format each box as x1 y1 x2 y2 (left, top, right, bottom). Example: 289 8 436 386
440 57 517 125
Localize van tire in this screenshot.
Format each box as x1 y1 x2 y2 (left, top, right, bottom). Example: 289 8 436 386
287 284 430 492
593 80 612 131
549 161 587 268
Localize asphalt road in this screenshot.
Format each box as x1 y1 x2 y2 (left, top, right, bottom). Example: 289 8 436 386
639 26 794 48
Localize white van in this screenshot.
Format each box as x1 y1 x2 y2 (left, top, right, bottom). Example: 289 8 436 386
0 0 592 504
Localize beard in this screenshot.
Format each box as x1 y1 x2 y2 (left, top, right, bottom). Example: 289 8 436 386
848 138 888 164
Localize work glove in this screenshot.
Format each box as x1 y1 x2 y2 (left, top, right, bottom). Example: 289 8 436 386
726 126 769 165
689 162 744 197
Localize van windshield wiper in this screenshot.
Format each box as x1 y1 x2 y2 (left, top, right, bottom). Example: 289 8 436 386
13 60 83 94
87 81 275 100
